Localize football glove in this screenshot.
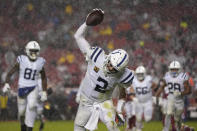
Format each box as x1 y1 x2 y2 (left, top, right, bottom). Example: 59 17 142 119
40 91 47 102
132 97 138 103
173 90 181 98
2 83 10 93
115 113 125 127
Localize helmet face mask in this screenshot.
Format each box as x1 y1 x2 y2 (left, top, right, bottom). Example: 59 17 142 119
25 41 40 61
105 60 118 74
103 49 129 75
135 66 146 81
169 61 181 78
170 68 179 78
136 73 145 81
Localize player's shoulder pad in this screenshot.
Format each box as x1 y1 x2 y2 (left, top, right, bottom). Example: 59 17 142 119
90 46 104 63
37 56 46 62
180 72 189 81
16 55 26 63
37 57 46 66
119 68 135 85
164 72 170 78
146 75 152 81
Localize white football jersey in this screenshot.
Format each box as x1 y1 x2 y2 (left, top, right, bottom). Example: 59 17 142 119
80 47 134 103
17 55 45 88
164 72 189 101
132 75 153 103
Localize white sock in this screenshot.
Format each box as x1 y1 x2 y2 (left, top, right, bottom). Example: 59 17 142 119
163 115 171 131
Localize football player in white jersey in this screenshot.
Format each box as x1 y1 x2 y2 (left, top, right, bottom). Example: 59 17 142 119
155 61 191 131
129 66 157 131
2 41 47 131
74 9 134 131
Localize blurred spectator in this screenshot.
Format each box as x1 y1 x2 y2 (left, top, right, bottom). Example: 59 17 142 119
65 5 73 15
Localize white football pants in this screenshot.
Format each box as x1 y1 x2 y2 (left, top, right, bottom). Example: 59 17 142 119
74 95 119 131
163 98 184 131
17 86 38 127
135 100 153 122
135 100 153 131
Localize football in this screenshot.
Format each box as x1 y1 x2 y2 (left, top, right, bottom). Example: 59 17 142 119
86 9 104 26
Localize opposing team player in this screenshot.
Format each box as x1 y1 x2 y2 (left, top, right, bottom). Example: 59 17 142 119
129 66 157 131
155 61 191 131
74 9 134 131
2 41 47 131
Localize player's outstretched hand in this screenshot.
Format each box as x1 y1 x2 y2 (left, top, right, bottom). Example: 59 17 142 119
40 91 47 102
173 90 181 98
86 8 104 26
2 83 10 93
132 97 138 103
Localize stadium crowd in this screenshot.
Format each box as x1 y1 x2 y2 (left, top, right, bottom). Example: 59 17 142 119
0 0 197 120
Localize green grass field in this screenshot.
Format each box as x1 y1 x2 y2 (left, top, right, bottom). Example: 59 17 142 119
0 121 196 131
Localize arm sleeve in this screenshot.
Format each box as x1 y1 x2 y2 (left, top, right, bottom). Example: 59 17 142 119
74 23 92 59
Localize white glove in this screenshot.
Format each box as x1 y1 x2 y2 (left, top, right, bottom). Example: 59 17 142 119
40 91 47 102
173 90 181 98
152 96 157 104
132 97 138 103
2 83 10 93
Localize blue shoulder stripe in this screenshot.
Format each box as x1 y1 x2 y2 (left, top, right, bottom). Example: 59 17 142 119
181 73 184 78
181 73 187 79
94 49 103 62
90 47 99 60
184 73 187 79
120 72 133 83
17 56 22 63
125 76 134 84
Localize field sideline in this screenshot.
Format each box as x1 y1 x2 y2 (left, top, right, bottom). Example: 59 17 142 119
0 121 197 131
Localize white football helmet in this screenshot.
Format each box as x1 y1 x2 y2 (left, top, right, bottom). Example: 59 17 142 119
25 41 40 61
135 65 146 81
103 49 129 74
168 60 181 77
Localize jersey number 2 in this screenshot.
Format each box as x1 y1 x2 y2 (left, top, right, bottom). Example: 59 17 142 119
94 77 108 93
24 68 37 80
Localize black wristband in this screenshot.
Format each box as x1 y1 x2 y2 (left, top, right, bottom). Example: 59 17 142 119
128 93 135 96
